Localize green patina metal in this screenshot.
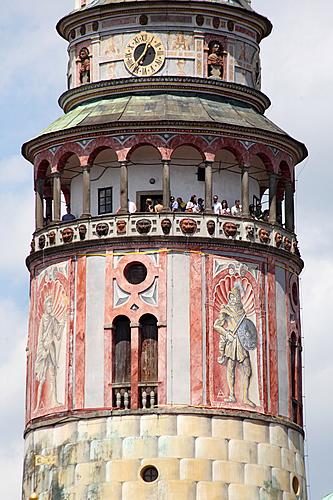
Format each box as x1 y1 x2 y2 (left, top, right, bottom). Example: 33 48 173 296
77 0 253 11
41 93 286 136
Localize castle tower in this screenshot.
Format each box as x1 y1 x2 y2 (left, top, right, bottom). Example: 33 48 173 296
22 0 308 498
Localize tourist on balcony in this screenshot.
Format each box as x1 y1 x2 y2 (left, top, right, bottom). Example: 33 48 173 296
170 196 179 211
186 195 200 213
128 199 137 213
62 205 76 222
262 209 269 222
212 195 222 215
145 198 154 213
254 202 263 220
231 199 242 217
249 204 255 218
154 200 164 213
221 200 231 216
198 198 205 212
177 197 186 212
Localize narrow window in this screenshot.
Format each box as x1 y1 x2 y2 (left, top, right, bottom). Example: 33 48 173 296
139 315 158 383
98 186 113 215
113 316 131 384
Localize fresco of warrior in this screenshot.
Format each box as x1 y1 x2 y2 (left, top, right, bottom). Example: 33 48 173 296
214 281 258 407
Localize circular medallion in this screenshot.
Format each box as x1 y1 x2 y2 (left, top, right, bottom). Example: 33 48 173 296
124 32 166 76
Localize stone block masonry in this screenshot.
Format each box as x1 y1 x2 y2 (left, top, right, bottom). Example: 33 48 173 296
23 413 306 499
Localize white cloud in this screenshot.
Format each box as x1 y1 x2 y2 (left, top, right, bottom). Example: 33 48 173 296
0 300 26 498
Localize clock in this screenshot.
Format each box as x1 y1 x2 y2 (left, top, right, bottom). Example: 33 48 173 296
124 32 166 76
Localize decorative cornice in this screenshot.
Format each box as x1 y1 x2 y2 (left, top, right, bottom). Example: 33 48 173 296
22 119 308 166
56 1 272 42
59 77 271 114
24 406 303 438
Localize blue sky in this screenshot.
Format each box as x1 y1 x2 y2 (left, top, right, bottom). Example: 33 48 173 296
0 1 332 498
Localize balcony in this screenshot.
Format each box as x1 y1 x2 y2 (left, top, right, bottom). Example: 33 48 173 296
30 212 300 257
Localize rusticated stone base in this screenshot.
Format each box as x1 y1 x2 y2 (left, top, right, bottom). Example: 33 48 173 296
23 413 306 499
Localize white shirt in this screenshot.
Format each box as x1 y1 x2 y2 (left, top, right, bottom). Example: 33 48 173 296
231 204 242 216
186 201 200 213
213 202 222 215
171 200 179 211
128 201 137 213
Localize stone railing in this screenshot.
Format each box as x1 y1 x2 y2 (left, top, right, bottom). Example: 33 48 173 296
139 384 158 410
112 385 131 410
30 213 300 257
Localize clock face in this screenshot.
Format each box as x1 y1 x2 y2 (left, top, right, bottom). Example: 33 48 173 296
124 32 166 76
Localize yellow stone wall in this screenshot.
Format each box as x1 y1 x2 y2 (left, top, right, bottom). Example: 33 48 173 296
23 413 306 499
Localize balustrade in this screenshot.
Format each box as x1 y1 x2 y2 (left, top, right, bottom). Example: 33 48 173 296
112 385 131 410
30 212 300 257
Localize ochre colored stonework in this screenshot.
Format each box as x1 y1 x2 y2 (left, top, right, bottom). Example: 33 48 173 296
23 414 306 499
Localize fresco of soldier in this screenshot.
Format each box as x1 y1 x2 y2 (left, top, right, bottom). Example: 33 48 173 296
34 296 65 410
214 281 258 407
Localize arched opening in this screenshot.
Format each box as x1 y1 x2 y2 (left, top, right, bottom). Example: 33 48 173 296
170 145 205 209
212 149 244 214
127 145 162 212
88 148 119 216
139 314 158 408
60 153 81 219
112 315 131 409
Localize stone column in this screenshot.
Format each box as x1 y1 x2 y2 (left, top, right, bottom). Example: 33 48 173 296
205 161 213 213
52 172 61 222
285 180 295 232
269 173 278 225
162 160 171 211
35 178 44 231
81 165 91 218
119 161 128 214
241 165 250 217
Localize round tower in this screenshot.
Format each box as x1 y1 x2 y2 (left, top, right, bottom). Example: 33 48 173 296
22 0 308 498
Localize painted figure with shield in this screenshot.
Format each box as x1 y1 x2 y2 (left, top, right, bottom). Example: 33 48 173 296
214 281 257 407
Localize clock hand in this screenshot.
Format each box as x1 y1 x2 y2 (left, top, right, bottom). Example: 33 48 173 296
134 36 154 68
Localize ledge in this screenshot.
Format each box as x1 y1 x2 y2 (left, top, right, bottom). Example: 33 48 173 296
24 405 304 437
59 77 271 114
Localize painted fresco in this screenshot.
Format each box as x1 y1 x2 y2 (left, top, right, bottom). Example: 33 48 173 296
210 259 263 410
32 263 70 416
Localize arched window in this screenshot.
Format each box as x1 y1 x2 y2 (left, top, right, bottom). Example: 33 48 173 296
139 314 158 383
113 316 131 384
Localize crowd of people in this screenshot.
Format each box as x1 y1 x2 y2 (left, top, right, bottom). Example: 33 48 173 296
142 194 270 221
46 195 270 225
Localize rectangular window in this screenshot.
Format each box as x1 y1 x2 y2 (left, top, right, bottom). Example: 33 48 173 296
98 187 113 215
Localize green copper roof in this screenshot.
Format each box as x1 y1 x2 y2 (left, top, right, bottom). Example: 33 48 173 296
41 93 285 136
79 0 253 11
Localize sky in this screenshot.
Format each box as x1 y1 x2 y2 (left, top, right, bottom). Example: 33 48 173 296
0 0 332 498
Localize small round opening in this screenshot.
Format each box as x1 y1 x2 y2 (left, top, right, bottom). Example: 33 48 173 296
292 475 300 495
124 262 148 285
140 465 159 483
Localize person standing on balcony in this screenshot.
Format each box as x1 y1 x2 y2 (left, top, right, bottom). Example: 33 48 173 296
154 200 164 213
231 199 242 217
221 200 230 216
128 199 137 213
170 196 179 211
62 205 76 221
212 195 222 215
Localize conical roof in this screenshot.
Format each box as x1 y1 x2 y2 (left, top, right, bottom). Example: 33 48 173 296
78 0 253 11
